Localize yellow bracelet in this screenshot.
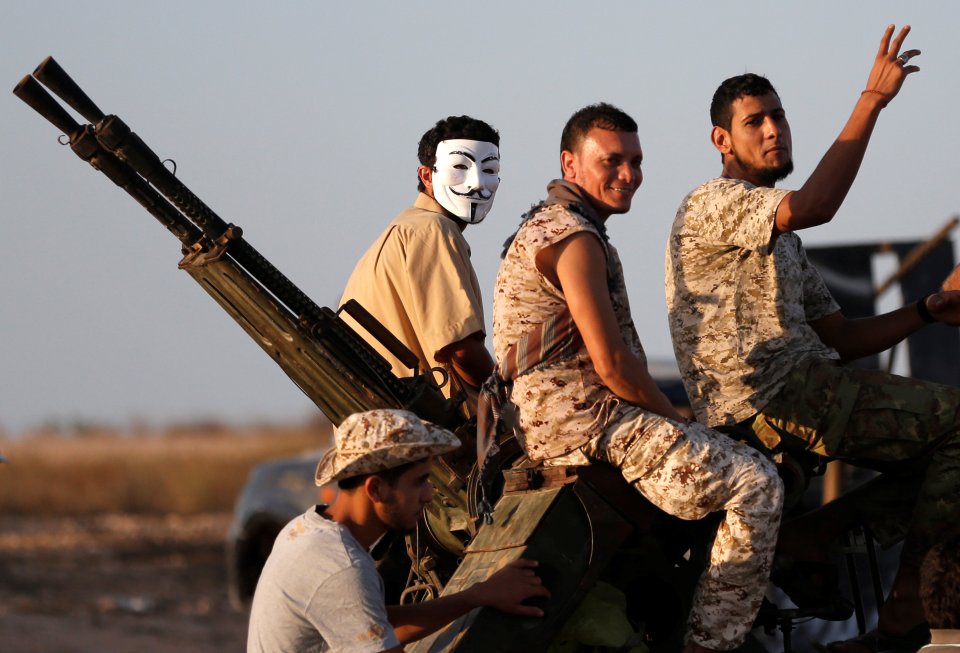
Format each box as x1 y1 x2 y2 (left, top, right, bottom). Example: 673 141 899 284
860 89 891 108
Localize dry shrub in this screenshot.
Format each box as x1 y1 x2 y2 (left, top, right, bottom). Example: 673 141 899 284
0 421 330 516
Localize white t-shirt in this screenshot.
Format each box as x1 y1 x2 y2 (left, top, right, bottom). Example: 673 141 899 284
247 507 399 653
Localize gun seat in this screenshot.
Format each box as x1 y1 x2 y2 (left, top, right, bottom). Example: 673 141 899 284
501 460 660 530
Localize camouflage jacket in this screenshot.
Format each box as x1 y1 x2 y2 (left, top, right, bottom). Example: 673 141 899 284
665 177 840 426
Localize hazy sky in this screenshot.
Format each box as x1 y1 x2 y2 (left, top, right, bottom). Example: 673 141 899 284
2 1 958 435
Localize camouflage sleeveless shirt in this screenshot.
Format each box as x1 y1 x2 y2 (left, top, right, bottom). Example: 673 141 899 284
493 203 645 461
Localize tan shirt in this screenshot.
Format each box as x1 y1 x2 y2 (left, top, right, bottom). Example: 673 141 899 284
493 204 647 461
665 177 840 427
340 193 485 397
919 630 960 653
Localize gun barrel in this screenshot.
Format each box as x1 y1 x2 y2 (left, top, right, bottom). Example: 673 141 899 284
33 56 106 124
96 150 205 245
13 72 203 246
13 75 82 137
24 56 325 325
15 56 466 432
95 117 331 324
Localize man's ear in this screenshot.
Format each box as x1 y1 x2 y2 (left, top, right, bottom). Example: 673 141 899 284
560 150 577 182
418 165 434 196
364 475 384 503
711 126 732 156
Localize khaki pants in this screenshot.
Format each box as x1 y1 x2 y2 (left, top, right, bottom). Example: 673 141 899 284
575 408 784 651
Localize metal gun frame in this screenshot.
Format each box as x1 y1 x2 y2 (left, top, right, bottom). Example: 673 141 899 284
13 57 462 431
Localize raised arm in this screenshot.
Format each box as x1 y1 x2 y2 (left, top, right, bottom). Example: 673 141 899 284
536 232 684 421
775 24 920 234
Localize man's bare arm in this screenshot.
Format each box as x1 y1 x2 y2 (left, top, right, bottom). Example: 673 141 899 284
384 559 549 646
435 331 494 388
775 25 919 234
811 291 960 361
536 232 684 421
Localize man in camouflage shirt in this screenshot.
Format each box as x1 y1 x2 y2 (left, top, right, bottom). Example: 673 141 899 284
491 103 784 652
666 26 960 650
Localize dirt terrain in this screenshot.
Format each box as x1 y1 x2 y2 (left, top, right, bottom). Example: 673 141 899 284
0 511 896 653
0 513 249 653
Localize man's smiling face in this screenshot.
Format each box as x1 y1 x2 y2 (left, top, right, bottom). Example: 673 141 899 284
561 127 643 220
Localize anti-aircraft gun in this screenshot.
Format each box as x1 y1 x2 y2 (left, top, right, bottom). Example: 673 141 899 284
13 57 460 431
13 55 488 605
16 58 836 653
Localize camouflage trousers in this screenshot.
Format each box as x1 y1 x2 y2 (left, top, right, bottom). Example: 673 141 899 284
571 408 784 650
752 357 960 566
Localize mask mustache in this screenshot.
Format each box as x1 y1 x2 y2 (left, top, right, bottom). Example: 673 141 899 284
450 187 493 200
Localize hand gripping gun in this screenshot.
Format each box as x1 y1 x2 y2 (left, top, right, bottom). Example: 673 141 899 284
13 57 464 431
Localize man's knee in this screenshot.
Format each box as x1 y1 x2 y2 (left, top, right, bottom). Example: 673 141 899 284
742 452 785 513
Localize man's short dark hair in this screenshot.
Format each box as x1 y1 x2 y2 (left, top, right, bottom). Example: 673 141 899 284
560 103 637 155
417 116 500 191
920 537 960 629
336 459 421 491
710 73 780 131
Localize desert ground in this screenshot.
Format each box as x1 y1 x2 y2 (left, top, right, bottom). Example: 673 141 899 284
0 424 900 653
0 423 328 653
0 512 248 653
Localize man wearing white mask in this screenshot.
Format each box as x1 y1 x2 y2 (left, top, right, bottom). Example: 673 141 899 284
340 116 501 401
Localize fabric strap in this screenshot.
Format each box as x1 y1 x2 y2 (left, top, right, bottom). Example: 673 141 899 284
476 307 583 464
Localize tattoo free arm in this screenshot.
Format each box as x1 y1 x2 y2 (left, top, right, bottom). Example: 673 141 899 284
775 25 920 234
435 331 494 388
384 559 549 647
536 232 684 421
811 291 960 361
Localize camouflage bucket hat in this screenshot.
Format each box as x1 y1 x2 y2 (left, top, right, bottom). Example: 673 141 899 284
315 409 460 487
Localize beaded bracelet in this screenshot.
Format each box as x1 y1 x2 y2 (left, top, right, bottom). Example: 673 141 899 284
860 89 891 108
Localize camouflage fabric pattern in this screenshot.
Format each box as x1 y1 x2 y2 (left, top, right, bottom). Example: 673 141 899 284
314 409 461 487
492 203 652 461
495 200 783 648
586 414 784 650
753 358 960 565
666 178 840 426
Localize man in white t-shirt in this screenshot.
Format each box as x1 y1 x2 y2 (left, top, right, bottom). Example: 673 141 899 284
247 409 548 652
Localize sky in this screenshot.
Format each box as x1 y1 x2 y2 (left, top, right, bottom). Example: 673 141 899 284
2 1 959 436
